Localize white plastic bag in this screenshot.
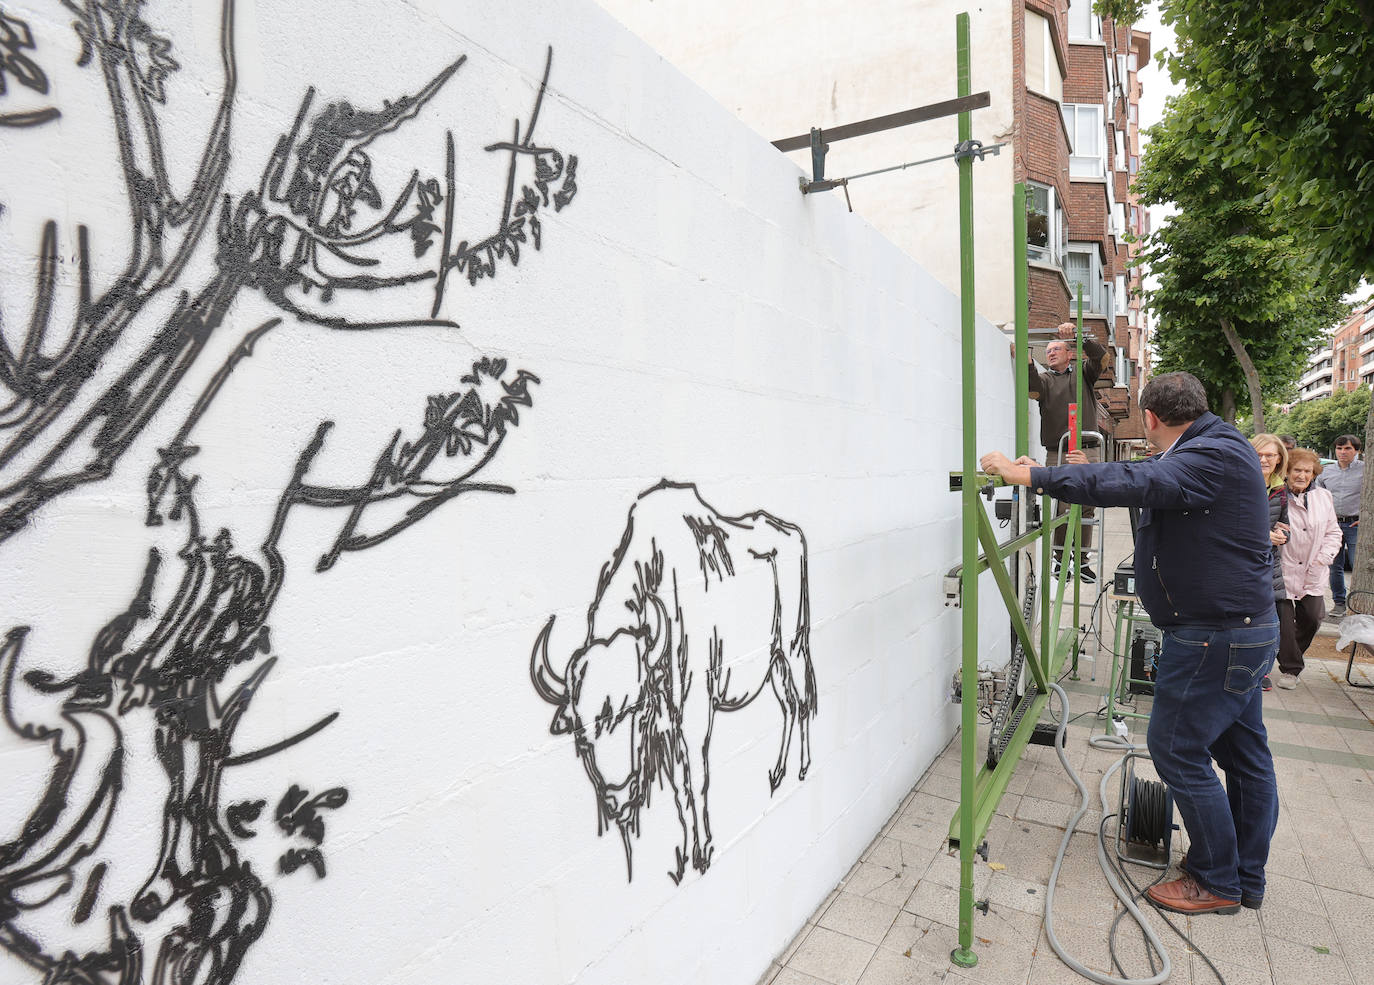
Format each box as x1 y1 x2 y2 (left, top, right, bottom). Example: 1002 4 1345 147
1334 613 1374 652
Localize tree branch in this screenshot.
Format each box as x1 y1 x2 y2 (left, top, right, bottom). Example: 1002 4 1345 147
1218 317 1265 431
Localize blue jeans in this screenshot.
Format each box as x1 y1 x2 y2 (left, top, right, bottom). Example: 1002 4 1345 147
1329 520 1359 605
1146 620 1279 902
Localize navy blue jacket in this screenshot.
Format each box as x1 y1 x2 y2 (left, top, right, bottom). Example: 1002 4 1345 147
1028 412 1272 628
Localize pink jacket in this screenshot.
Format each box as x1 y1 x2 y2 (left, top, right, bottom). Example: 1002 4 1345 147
1280 485 1342 599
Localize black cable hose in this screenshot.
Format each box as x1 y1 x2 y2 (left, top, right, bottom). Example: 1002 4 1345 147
1125 778 1170 849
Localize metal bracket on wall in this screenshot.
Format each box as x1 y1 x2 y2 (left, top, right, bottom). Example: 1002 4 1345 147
772 92 992 197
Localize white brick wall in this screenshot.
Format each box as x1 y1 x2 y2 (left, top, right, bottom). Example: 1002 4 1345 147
0 2 1021 983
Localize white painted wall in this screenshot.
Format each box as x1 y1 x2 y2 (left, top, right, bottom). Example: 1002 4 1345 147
0 2 1021 984
594 0 1020 332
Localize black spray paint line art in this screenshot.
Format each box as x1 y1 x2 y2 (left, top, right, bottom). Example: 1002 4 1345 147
1 320 541 982
531 481 816 884
0 0 578 543
0 7 60 127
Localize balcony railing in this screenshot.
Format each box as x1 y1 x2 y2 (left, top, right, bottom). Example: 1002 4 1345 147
1298 366 1334 389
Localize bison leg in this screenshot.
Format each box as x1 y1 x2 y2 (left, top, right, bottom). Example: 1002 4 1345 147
668 690 715 875
767 654 799 792
662 747 692 884
683 720 715 874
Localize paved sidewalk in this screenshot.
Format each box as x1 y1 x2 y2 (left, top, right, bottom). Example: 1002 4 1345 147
757 507 1374 985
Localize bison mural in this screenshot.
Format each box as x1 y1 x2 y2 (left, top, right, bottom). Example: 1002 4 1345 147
530 481 816 884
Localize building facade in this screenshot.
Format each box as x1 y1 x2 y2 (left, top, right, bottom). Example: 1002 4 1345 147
1333 299 1374 393
1297 347 1336 404
1297 300 1374 404
595 0 1152 456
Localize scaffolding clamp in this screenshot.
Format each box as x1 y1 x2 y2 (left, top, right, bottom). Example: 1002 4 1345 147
953 138 1003 163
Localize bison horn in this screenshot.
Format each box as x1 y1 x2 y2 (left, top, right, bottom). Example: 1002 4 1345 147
644 597 672 668
529 616 567 705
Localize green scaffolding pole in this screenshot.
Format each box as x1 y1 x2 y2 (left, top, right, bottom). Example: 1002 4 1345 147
948 40 1082 965
952 11 980 968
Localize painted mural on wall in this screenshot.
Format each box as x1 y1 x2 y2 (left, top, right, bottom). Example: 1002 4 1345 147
530 481 816 884
0 7 59 127
0 1 577 982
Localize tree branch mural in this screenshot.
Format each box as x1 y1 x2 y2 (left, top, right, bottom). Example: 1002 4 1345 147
0 0 577 543
0 7 59 126
0 2 575 981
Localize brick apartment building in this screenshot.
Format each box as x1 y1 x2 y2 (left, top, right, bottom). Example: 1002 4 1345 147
596 0 1154 458
1332 299 1374 395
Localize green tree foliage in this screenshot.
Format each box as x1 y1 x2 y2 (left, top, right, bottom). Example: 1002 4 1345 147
1268 386 1371 454
1133 91 1347 429
1098 0 1374 282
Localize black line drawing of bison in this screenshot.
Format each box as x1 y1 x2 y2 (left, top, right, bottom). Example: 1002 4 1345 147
530 480 816 884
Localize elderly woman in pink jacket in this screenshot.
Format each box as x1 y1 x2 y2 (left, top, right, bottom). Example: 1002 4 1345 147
1277 448 1343 689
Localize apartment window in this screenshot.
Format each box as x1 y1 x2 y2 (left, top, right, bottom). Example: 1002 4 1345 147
1114 130 1127 169
1062 103 1105 178
1129 103 1138 124
1129 155 1139 174
1116 55 1129 90
1066 0 1101 40
1132 205 1143 232
1116 275 1128 316
1114 203 1128 240
1025 11 1063 100
1027 182 1066 265
1065 243 1105 314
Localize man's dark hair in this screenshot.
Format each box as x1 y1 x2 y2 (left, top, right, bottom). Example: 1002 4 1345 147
1334 434 1362 451
1279 434 1297 449
1139 372 1208 426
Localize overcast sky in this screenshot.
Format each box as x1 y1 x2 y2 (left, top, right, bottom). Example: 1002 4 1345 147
1134 6 1177 143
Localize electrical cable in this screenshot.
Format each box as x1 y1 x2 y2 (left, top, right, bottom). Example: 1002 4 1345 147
1041 693 1231 985
1042 685 1172 985
1125 778 1169 849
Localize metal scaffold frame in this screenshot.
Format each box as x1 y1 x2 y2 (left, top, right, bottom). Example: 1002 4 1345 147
774 13 1087 967
944 12 1086 968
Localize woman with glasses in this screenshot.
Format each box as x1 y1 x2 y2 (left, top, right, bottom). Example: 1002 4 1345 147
1250 434 1290 691
1276 447 1342 689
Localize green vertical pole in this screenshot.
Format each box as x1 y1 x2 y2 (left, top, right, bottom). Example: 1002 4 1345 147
1011 184 1030 604
1071 289 1084 669
952 10 980 972
1013 184 1030 459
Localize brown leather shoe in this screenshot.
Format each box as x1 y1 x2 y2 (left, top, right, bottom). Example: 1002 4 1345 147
1179 852 1261 909
1146 875 1241 915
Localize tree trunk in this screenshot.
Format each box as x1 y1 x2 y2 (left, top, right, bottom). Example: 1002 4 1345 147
1219 318 1265 432
1221 386 1237 424
1352 394 1374 597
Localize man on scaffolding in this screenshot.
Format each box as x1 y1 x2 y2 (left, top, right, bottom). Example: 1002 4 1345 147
1029 321 1108 583
980 371 1279 916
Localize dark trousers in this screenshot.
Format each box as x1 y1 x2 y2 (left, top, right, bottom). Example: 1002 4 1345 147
1276 596 1324 677
1329 520 1359 606
1046 448 1097 562
1148 619 1279 902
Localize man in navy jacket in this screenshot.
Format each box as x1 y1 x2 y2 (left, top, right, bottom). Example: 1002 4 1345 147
981 372 1278 915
